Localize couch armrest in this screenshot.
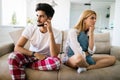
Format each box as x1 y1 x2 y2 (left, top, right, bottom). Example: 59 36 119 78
0 42 14 57
110 46 120 61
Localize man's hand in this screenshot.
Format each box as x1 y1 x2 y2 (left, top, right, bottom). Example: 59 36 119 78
34 52 46 60
44 19 52 33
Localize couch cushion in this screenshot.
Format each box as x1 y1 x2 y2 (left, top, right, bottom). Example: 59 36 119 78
0 53 58 80
0 42 14 57
58 60 120 80
9 28 30 49
0 54 11 80
94 32 110 54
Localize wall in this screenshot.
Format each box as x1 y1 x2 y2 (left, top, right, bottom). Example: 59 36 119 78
112 0 120 46
109 3 115 29
0 0 1 25
52 0 70 30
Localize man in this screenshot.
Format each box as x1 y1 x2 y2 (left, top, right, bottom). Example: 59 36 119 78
8 3 62 80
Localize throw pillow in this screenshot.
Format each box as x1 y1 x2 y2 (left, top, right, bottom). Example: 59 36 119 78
9 28 30 49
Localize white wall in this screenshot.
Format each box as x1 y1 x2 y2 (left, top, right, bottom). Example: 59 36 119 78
52 0 70 30
109 3 115 29
112 0 120 46
0 0 2 25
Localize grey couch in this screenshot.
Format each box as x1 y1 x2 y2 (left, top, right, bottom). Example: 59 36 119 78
0 29 120 80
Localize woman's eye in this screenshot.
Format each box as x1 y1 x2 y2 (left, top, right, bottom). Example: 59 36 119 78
91 17 96 20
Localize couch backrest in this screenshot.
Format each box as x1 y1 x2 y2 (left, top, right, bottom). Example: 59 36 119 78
9 28 30 49
9 29 111 55
62 31 111 55
94 32 110 54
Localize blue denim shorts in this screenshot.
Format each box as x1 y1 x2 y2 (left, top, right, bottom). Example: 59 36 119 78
86 55 96 65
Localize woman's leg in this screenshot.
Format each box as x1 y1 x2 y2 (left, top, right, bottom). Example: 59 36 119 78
65 54 89 68
87 55 116 70
29 56 61 70
8 51 34 80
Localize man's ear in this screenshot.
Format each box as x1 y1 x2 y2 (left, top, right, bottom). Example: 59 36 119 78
48 17 52 20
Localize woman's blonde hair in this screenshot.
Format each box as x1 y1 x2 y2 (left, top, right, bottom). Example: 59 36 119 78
74 10 96 33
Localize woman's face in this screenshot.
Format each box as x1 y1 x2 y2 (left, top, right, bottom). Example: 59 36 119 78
84 14 96 30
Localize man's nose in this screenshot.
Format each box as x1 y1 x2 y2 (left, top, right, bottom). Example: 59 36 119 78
37 19 39 22
37 17 41 22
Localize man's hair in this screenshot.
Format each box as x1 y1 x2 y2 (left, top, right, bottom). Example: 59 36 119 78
35 3 55 18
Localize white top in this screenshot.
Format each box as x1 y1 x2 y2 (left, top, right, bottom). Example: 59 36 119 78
22 25 62 56
65 29 96 58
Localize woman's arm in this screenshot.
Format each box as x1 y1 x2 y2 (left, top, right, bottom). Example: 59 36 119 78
69 29 85 57
88 26 96 54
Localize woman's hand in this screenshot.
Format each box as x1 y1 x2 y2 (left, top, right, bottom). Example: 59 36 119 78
89 26 95 34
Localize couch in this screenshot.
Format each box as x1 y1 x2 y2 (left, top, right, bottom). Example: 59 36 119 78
0 28 120 80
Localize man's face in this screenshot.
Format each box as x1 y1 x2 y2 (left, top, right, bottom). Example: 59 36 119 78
36 10 48 26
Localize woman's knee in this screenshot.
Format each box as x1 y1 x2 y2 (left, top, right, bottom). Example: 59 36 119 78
110 56 116 64
72 54 84 67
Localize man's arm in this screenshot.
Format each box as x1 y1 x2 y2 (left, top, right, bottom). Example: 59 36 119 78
15 36 46 60
49 32 60 57
44 19 60 57
14 36 32 56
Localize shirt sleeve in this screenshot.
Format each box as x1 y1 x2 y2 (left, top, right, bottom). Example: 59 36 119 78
22 26 36 39
68 29 83 54
88 45 96 54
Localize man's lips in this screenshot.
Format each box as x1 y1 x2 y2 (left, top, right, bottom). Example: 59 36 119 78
37 24 44 27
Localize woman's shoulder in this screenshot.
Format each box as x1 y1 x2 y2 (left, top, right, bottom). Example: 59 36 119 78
69 28 78 33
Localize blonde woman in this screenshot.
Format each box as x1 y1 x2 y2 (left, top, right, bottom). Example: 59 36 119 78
64 10 116 73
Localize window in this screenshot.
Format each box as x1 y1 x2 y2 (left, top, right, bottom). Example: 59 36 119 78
2 0 26 26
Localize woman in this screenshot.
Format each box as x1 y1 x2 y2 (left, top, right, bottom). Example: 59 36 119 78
64 10 116 73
